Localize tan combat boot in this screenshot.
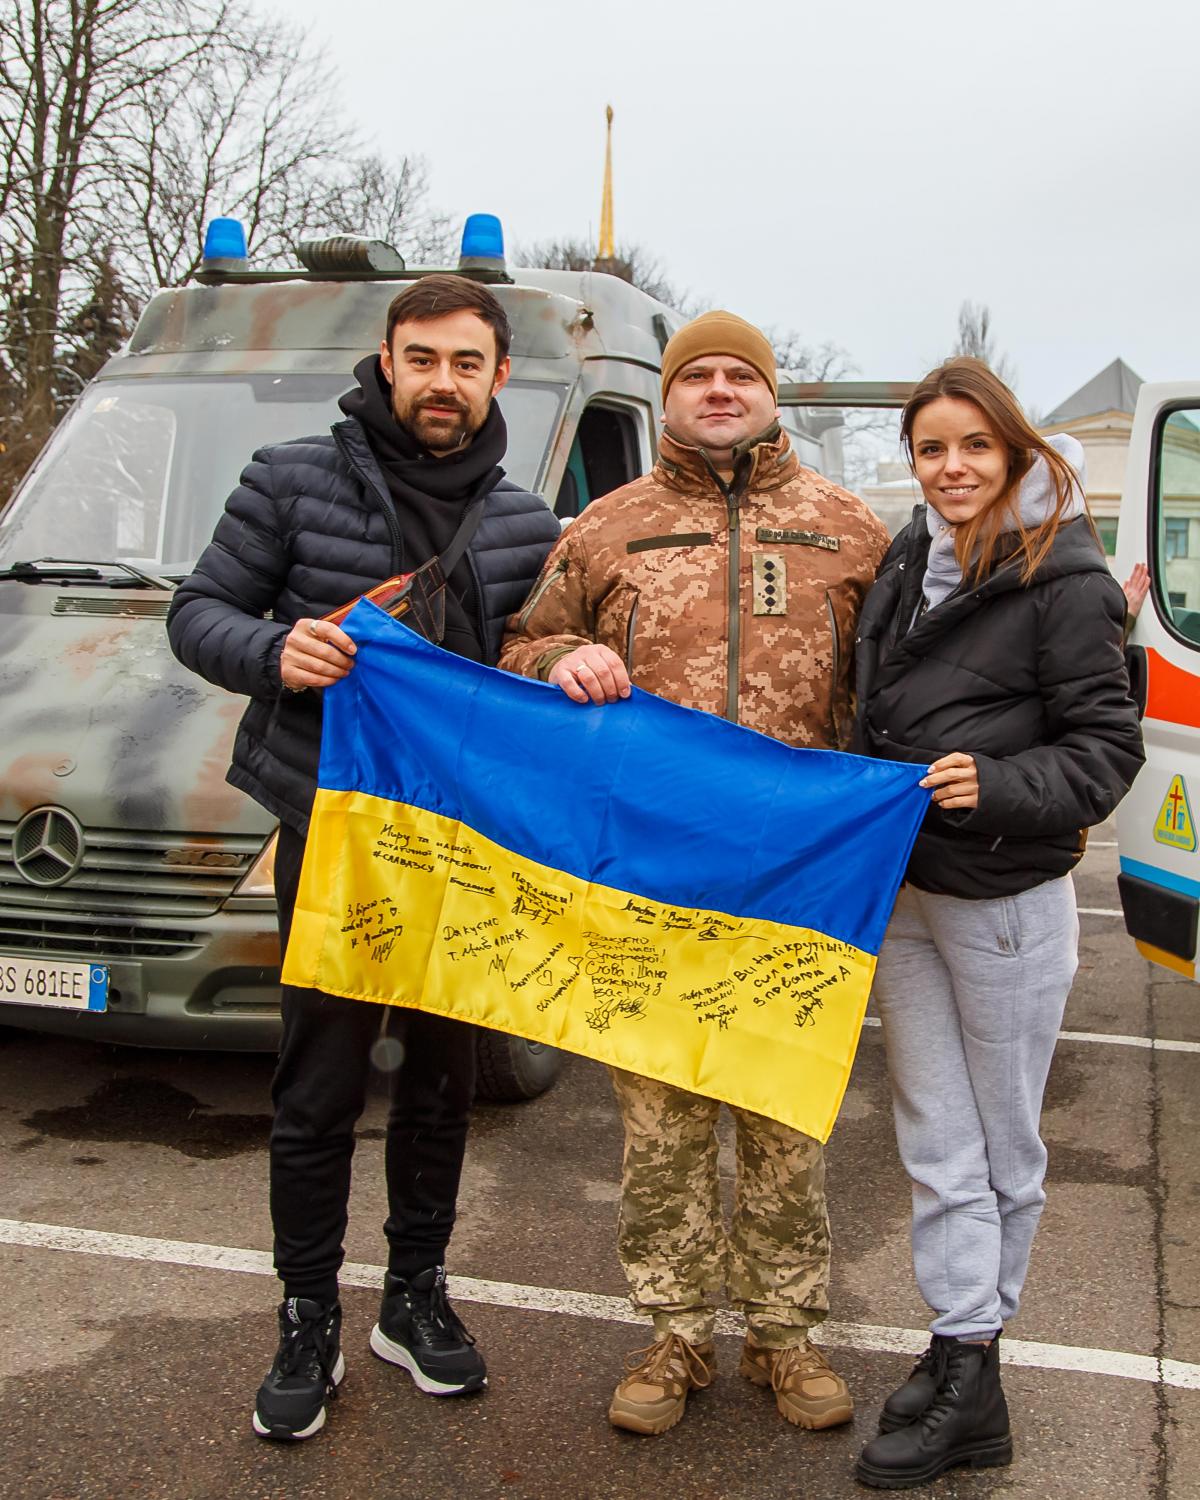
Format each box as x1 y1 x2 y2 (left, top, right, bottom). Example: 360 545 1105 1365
739 1330 854 1429
608 1333 716 1435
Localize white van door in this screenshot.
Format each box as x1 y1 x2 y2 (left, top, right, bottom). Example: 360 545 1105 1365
1115 382 1200 982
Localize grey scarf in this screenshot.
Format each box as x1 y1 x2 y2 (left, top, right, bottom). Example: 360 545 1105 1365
922 433 1087 608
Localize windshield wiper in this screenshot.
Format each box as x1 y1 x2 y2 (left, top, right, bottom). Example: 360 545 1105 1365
0 557 176 589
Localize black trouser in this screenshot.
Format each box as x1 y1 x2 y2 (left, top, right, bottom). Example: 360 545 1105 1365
271 823 476 1304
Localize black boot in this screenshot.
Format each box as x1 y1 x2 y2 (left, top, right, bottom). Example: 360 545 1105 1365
878 1338 945 1433
857 1337 1011 1489
878 1332 1004 1433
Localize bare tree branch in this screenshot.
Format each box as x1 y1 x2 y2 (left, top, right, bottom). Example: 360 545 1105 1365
517 236 701 315
952 300 1017 389
0 0 452 502
766 327 899 491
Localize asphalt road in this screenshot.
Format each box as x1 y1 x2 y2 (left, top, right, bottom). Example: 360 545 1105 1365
2 822 1197 1500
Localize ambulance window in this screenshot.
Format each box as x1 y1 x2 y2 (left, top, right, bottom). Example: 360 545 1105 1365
1154 407 1200 646
554 403 643 519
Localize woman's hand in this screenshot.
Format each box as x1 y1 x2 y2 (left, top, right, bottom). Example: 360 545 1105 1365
920 752 979 810
1122 562 1150 620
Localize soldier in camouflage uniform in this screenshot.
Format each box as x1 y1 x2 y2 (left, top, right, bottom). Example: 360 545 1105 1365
500 309 890 1436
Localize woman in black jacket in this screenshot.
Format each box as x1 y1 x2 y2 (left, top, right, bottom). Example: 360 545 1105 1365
853 359 1143 1491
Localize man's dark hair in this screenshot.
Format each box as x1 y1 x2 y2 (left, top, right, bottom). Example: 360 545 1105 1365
385 275 512 364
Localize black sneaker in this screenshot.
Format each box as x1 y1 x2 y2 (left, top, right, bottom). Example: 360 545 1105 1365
252 1298 345 1441
369 1266 487 1395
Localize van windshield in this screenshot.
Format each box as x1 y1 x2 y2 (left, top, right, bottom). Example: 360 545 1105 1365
0 374 564 573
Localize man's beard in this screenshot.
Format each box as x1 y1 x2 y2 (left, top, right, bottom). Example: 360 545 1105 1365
393 391 484 454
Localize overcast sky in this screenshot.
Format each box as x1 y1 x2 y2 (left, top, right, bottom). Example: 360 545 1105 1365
265 0 1198 417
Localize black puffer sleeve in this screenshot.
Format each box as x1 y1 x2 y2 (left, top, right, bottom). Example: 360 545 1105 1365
166 449 292 700
955 572 1144 836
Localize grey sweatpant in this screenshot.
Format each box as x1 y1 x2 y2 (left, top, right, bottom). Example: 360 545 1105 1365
872 877 1078 1338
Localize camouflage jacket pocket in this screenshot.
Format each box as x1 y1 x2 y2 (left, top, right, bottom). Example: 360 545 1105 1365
514 555 569 633
595 581 641 670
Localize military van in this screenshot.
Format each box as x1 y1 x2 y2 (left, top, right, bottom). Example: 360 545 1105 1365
0 215 866 1095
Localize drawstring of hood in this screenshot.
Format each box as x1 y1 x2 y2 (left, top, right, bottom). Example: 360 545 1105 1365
922 433 1087 609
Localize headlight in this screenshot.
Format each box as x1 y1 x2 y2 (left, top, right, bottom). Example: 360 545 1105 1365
236 830 278 897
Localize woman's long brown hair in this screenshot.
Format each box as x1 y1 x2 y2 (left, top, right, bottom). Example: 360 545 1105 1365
900 357 1087 586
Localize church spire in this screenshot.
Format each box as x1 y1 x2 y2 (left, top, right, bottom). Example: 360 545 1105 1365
598 104 615 261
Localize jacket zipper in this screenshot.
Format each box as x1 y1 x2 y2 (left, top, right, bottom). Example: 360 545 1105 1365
625 596 640 672
726 496 740 720
516 556 567 631
825 591 842 748
693 444 752 722
332 424 404 574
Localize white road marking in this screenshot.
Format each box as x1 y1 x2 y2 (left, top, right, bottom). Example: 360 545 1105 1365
1078 907 1124 917
1057 1030 1200 1054
860 1016 1200 1053
1 1217 1196 1392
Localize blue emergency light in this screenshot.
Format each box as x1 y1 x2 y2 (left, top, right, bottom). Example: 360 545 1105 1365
202 217 248 268
458 214 507 274
461 214 504 260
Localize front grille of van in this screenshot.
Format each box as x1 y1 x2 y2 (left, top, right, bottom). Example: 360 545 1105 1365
0 822 265 924
0 911 204 960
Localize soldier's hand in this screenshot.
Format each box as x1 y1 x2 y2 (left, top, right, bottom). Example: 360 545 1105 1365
280 618 358 691
548 644 631 705
920 752 979 810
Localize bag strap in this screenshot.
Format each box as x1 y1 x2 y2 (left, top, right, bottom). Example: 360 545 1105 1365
438 488 490 578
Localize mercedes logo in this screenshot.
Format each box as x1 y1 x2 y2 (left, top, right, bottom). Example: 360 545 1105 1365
12 806 86 887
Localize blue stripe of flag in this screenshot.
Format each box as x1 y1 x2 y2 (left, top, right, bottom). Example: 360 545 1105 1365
319 601 930 955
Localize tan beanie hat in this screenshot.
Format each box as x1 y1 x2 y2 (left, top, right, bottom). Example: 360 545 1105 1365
660 309 777 401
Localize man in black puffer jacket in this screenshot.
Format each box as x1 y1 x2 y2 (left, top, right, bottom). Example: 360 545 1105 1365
168 276 559 1443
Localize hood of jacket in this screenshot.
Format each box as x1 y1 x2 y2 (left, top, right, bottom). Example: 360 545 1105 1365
653 423 799 497
881 509 1108 670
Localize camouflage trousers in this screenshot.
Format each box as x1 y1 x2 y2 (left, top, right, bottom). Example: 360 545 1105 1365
609 1066 831 1349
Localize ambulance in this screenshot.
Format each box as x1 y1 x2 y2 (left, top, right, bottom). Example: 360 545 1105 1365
1115 384 1200 980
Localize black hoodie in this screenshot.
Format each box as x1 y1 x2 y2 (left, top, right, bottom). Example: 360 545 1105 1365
337 355 511 662
167 373 560 833
852 512 1144 898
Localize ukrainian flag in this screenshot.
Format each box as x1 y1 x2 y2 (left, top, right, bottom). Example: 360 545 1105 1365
283 601 929 1141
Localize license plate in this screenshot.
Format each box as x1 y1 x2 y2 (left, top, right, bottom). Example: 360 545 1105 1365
0 955 108 1011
